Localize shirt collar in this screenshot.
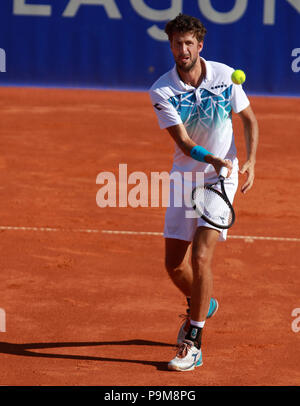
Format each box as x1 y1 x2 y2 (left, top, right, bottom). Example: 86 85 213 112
172 57 212 91
202 57 212 83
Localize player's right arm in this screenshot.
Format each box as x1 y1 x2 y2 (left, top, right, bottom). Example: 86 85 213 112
166 123 232 176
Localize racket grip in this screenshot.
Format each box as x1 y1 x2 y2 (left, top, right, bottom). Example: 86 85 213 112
219 167 228 178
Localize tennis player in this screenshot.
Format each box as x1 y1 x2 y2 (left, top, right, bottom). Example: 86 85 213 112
149 14 259 371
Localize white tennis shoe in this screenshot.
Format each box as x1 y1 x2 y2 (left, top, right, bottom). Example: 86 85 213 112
168 340 203 371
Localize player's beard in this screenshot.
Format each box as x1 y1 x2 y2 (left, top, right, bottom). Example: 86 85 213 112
176 54 198 72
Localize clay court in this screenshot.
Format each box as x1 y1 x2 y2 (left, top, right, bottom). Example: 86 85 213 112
0 87 299 386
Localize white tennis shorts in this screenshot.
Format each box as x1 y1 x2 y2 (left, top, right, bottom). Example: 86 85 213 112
163 163 239 242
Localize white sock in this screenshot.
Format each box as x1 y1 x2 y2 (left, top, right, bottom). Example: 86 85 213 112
191 319 206 329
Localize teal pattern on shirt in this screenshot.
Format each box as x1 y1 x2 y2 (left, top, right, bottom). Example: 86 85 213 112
168 86 233 132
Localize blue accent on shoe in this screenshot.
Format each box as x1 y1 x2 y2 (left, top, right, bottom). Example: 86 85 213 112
196 350 203 367
206 298 219 319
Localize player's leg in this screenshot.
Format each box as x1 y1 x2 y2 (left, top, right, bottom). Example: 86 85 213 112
164 237 192 297
168 227 220 371
165 236 219 345
190 226 220 323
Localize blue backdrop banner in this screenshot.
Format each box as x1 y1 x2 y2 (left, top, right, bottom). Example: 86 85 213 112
0 0 299 95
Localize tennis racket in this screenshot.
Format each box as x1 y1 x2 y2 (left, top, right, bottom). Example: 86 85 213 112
191 167 235 229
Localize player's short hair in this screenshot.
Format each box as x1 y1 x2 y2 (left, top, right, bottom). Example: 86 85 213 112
165 13 207 43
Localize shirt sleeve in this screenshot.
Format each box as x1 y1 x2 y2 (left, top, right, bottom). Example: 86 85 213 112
230 83 250 113
149 89 182 129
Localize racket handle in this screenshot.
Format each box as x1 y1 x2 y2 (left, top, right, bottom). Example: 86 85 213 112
219 166 228 178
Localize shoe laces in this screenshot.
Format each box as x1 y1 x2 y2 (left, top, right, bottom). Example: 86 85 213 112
175 340 193 359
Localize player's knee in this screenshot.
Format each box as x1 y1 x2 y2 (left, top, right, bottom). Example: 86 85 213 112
191 251 212 276
165 259 186 278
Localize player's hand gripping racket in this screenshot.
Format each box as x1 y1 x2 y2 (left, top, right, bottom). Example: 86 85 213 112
191 167 235 229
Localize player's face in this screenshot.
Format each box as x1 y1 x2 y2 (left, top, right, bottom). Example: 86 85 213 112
170 31 203 72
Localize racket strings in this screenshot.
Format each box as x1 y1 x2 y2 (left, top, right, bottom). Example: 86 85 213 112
194 186 232 226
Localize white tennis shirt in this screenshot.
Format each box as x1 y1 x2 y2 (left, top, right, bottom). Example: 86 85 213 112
149 58 250 178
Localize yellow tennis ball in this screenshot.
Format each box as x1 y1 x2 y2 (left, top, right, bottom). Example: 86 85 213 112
231 69 246 85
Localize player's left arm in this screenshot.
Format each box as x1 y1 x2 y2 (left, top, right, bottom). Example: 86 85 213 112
238 105 259 194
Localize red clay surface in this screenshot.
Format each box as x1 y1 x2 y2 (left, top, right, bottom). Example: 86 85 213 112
0 87 299 386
